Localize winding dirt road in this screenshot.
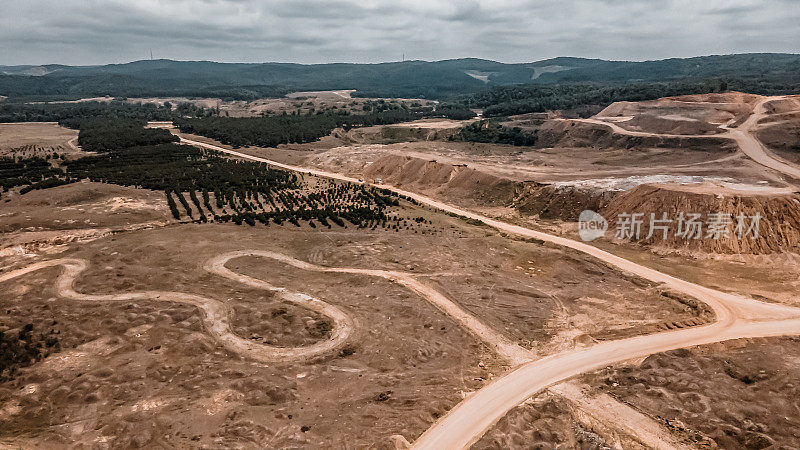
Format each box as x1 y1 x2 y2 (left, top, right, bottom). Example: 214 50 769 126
209 250 534 365
725 97 800 180
0 253 354 363
1 249 532 366
568 117 715 139
167 128 800 448
414 289 800 448
570 96 800 181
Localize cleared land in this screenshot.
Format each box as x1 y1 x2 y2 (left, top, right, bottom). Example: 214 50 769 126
0 189 712 447
3 91 800 449
583 337 800 448
0 122 79 158
159 111 800 447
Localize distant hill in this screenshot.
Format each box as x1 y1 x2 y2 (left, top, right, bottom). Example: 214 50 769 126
534 53 800 83
0 54 798 100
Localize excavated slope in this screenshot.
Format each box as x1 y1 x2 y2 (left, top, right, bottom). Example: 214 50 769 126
601 184 800 254
362 154 609 220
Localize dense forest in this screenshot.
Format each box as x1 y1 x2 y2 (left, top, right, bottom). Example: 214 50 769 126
174 109 426 148
0 98 461 227
174 101 474 149
0 100 175 124
451 121 538 146
175 114 356 148
533 54 800 83
462 80 726 117
76 118 179 152
461 77 800 117
432 104 478 120
64 143 298 192
64 142 399 227
0 59 493 100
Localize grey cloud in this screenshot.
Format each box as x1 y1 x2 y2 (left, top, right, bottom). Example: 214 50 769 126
0 0 798 65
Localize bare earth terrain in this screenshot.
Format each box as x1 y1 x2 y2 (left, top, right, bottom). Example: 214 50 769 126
3 91 800 448
0 122 79 158
1 196 708 447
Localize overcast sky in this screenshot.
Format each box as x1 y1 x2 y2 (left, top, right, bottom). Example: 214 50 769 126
2 0 799 66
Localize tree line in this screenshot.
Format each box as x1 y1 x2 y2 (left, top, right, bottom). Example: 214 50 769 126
0 156 68 198
460 80 729 117
64 143 298 192
1 104 410 232
64 140 398 228
58 119 402 228
174 104 478 149
0 100 171 124
0 99 220 125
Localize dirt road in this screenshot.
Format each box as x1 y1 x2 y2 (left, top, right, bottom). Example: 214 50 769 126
172 135 791 314
209 250 534 366
569 95 800 182
1 248 534 366
0 254 355 363
725 97 800 180
568 117 713 139
413 291 800 448
170 132 800 448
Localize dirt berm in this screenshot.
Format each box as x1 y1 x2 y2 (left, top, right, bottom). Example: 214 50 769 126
333 124 460 145
601 184 800 254
362 154 611 220
534 120 737 152
512 183 614 221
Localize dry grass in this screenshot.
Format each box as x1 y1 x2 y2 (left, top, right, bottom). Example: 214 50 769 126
0 123 78 158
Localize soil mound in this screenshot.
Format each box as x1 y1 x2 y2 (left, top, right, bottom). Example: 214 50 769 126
363 154 518 205
621 114 722 135
755 123 800 164
601 184 800 254
665 91 761 105
536 120 736 152
512 183 614 221
597 93 757 128
762 97 800 116
362 155 612 220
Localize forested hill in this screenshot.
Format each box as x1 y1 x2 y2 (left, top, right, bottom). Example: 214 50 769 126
1 53 798 100
0 59 520 100
533 53 800 83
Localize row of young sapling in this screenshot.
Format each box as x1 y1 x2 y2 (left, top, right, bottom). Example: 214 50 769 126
163 177 404 229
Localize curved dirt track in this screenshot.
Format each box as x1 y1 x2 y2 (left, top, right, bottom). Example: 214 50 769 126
570 95 800 181
726 97 800 180
567 117 714 139
0 253 355 363
210 250 534 365
173 134 797 321
1 250 530 366
66 137 79 151
169 131 800 448
414 293 800 448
